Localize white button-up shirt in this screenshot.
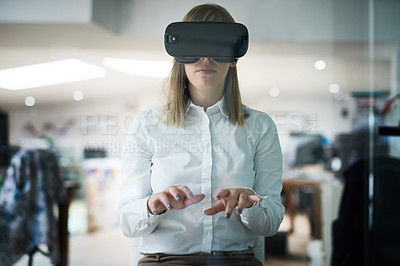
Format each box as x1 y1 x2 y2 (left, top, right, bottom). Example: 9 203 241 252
118 97 284 254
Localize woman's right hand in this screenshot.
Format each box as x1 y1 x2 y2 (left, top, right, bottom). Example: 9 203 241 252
147 185 205 215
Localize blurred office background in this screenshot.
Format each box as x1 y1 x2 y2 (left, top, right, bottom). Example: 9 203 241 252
1 0 400 265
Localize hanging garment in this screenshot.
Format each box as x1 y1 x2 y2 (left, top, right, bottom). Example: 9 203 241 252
0 149 65 265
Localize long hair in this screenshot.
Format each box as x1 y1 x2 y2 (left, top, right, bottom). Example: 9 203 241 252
163 4 246 127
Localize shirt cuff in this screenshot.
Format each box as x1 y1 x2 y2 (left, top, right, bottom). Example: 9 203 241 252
242 200 261 216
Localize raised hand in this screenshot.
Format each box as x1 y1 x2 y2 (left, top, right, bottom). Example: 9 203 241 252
147 185 205 215
204 188 262 218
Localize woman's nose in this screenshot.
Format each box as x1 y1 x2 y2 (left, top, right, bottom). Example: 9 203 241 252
200 57 212 62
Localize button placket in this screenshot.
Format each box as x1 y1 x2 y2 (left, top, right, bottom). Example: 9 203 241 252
200 111 213 252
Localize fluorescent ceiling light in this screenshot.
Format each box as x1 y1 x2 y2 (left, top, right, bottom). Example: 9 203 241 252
0 59 106 90
102 58 172 78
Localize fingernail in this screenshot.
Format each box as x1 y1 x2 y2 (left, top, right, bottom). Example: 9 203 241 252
225 213 231 219
238 208 243 214
153 210 157 215
176 194 181 200
168 204 173 210
189 193 193 198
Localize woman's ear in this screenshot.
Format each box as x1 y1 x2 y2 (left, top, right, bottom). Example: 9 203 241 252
230 61 237 68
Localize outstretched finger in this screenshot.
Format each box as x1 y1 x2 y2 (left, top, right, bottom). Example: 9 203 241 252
183 194 205 207
204 200 225 216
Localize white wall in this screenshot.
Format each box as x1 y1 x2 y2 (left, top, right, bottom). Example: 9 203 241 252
245 95 352 140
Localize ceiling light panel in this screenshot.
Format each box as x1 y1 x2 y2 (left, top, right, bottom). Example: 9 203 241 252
102 58 172 78
0 59 106 90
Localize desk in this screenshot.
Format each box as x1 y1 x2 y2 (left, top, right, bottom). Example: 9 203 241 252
282 178 322 239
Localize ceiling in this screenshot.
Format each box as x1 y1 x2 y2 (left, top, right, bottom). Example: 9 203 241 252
0 1 396 109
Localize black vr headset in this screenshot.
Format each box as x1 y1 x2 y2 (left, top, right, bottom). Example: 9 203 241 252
164 22 249 64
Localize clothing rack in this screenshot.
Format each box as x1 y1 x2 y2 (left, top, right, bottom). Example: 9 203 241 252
25 179 79 266
27 247 51 266
0 149 79 266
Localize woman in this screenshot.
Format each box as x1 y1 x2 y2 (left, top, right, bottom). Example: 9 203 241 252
119 4 284 266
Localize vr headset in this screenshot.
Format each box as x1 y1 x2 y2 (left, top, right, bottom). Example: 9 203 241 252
164 22 249 64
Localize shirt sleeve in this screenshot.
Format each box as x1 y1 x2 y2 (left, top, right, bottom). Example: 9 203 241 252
240 113 285 237
118 112 162 238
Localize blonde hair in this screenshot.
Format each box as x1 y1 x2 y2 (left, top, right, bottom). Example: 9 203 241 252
163 4 246 127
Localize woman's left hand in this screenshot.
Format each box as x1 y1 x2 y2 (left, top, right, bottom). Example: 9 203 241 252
204 188 262 219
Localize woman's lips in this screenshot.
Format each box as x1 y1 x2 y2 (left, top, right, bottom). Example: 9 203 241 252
197 69 215 74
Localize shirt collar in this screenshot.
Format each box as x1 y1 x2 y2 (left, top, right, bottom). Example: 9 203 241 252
184 96 230 119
